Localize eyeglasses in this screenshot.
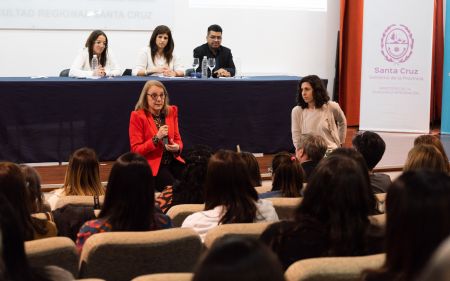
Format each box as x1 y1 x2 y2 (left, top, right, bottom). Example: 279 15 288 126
209 35 222 41
147 93 166 100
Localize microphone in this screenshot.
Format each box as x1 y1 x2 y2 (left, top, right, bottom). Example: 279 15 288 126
160 113 168 145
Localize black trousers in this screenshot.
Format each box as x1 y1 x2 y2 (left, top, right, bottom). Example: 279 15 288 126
154 160 185 192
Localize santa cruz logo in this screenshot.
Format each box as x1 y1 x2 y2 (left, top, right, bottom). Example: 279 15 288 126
381 24 414 63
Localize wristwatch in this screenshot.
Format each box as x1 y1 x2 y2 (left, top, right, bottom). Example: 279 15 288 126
152 135 159 145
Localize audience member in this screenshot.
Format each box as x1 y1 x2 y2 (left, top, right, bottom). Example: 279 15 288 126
414 134 450 171
156 145 212 213
352 131 391 193
362 170 450 281
295 134 327 181
47 147 105 210
182 150 278 241
133 25 184 77
20 164 50 213
0 162 55 241
76 152 172 251
417 235 450 281
0 195 74 281
129 80 185 191
404 144 449 173
291 75 347 150
193 236 285 281
261 154 383 269
193 24 235 77
260 152 303 198
69 30 121 78
240 151 262 187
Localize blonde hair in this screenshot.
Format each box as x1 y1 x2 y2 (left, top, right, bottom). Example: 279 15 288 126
404 144 450 173
134 80 170 116
63 147 105 196
414 135 450 170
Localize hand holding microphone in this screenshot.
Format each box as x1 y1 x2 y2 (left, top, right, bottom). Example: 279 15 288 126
156 125 169 144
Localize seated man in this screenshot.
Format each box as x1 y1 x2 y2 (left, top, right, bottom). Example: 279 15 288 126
352 131 391 193
193 24 235 78
295 134 327 181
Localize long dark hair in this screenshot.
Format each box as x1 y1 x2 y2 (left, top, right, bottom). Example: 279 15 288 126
272 159 303 197
20 165 45 213
297 75 330 109
363 170 450 281
204 150 258 224
172 145 213 206
240 151 262 187
149 25 174 65
0 162 35 241
85 30 108 67
99 152 157 231
296 155 375 256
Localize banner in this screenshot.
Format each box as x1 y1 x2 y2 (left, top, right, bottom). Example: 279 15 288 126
442 0 450 134
359 0 434 133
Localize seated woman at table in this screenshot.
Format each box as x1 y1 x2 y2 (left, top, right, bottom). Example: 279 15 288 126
69 30 122 78
132 25 184 77
291 75 347 151
129 80 185 191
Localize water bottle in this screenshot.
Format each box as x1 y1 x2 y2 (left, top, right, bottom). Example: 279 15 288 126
91 54 99 76
201 56 208 78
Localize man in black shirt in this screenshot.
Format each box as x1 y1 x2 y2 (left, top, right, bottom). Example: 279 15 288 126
193 24 235 78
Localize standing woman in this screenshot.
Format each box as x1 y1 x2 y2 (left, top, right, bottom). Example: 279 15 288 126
292 75 347 150
133 25 184 77
69 30 122 78
129 80 185 191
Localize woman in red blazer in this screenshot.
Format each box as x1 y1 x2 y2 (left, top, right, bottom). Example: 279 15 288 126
129 80 185 191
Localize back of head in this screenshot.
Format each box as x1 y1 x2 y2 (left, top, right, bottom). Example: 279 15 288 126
193 236 285 281
172 145 213 205
205 150 258 224
404 144 449 173
271 152 292 173
371 170 450 280
20 165 44 213
414 135 450 168
298 155 373 255
352 131 386 170
297 134 327 162
272 159 304 197
0 194 35 281
63 147 104 196
101 152 156 231
240 151 262 187
0 162 34 241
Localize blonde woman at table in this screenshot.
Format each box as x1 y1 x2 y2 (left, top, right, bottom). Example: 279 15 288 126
291 75 347 151
132 25 184 77
69 30 122 78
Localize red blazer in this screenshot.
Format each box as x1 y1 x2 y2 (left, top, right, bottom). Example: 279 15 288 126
129 106 184 176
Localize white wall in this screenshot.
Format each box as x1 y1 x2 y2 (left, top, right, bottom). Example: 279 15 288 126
0 0 339 91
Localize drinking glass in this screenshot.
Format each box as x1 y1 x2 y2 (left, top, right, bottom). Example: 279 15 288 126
192 58 199 78
207 58 216 79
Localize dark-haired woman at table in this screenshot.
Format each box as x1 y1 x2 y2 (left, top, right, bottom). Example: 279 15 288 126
69 30 121 78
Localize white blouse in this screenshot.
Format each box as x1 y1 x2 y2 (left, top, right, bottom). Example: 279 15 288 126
132 46 184 76
69 48 122 78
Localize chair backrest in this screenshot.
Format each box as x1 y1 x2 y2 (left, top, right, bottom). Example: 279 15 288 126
203 222 272 249
166 204 204 227
284 253 385 281
55 196 104 210
79 228 203 281
266 197 302 220
132 273 193 281
60 69 70 77
25 236 79 277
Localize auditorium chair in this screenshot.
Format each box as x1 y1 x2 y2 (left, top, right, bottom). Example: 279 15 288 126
284 253 385 281
54 195 105 210
25 236 79 277
78 228 203 281
266 197 302 220
203 222 272 249
166 204 204 227
132 273 193 281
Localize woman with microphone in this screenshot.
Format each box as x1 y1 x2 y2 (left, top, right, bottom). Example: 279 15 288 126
129 80 185 191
